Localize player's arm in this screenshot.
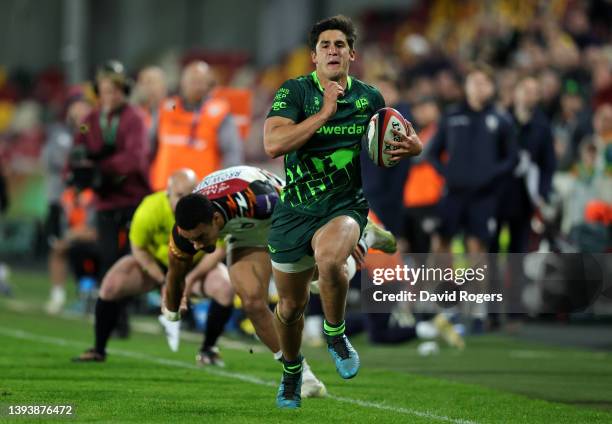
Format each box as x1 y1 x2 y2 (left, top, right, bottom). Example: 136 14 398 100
263 80 342 158
493 115 519 178
163 225 195 319
184 242 227 296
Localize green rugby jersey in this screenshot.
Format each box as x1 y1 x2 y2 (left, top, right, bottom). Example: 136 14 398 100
267 71 385 216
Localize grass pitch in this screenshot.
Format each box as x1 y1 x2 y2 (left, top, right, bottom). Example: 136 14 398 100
0 270 611 423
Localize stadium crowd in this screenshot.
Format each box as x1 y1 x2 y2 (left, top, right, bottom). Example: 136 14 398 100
0 0 610 342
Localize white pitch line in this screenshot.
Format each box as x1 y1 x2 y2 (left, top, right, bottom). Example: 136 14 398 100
1 299 268 354
0 326 477 424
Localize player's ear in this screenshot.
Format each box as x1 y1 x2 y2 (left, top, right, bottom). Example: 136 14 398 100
349 49 356 62
212 211 224 227
311 50 317 65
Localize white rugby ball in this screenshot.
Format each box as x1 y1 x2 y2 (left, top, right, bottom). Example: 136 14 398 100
365 107 409 168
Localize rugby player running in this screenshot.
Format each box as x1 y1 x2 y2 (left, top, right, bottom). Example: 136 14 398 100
263 15 422 408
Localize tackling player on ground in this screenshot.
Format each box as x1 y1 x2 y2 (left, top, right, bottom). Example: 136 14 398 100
263 15 422 408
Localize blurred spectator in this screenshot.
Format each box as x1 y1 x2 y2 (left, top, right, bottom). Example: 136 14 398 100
427 65 517 255
592 60 612 110
496 69 519 112
42 88 92 252
552 78 593 170
557 139 611 236
496 76 556 253
434 69 463 108
402 95 444 253
149 61 243 190
0 158 7 215
42 88 94 313
538 68 562 121
133 66 168 161
592 103 612 170
555 102 612 242
494 76 557 321
0 159 10 297
45 188 98 314
69 60 150 283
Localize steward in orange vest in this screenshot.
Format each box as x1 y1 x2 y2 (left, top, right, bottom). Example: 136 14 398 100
150 61 243 190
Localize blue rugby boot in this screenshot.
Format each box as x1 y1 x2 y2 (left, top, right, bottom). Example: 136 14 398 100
324 320 360 379
276 356 303 409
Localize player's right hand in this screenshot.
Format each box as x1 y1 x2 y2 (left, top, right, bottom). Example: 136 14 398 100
321 80 343 119
160 284 189 321
161 304 181 322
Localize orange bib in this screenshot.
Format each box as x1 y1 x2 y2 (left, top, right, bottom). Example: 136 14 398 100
150 96 229 190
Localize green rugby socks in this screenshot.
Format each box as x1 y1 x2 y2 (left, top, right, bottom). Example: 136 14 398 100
323 320 346 337
282 355 303 374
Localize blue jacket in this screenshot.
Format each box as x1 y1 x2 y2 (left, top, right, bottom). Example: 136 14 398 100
500 108 557 217
426 102 518 193
515 108 556 200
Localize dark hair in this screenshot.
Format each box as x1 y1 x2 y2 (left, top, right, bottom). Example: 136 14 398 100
175 193 215 230
308 15 357 51
94 60 132 95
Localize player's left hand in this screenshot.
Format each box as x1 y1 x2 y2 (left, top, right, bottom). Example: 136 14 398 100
385 120 423 162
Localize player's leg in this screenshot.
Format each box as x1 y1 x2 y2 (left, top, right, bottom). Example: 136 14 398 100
272 267 314 360
45 204 67 314
228 247 279 353
271 264 314 409
312 215 362 379
73 255 157 361
191 263 234 366
227 245 325 399
46 240 69 314
465 191 498 332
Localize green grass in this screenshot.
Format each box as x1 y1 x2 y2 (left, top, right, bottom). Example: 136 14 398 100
0 271 611 423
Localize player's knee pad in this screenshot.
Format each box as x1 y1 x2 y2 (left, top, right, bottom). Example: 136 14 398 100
274 304 305 327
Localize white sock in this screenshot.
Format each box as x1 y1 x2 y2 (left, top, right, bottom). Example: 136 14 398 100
364 230 377 249
346 255 357 280
416 321 439 339
50 286 66 303
471 302 488 319
304 315 323 340
273 351 283 361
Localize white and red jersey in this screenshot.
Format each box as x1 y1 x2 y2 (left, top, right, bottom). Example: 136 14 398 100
193 166 284 247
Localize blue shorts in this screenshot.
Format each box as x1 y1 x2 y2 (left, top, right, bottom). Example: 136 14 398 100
436 189 499 244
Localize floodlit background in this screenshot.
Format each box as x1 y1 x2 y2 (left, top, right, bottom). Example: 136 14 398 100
0 1 611 422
